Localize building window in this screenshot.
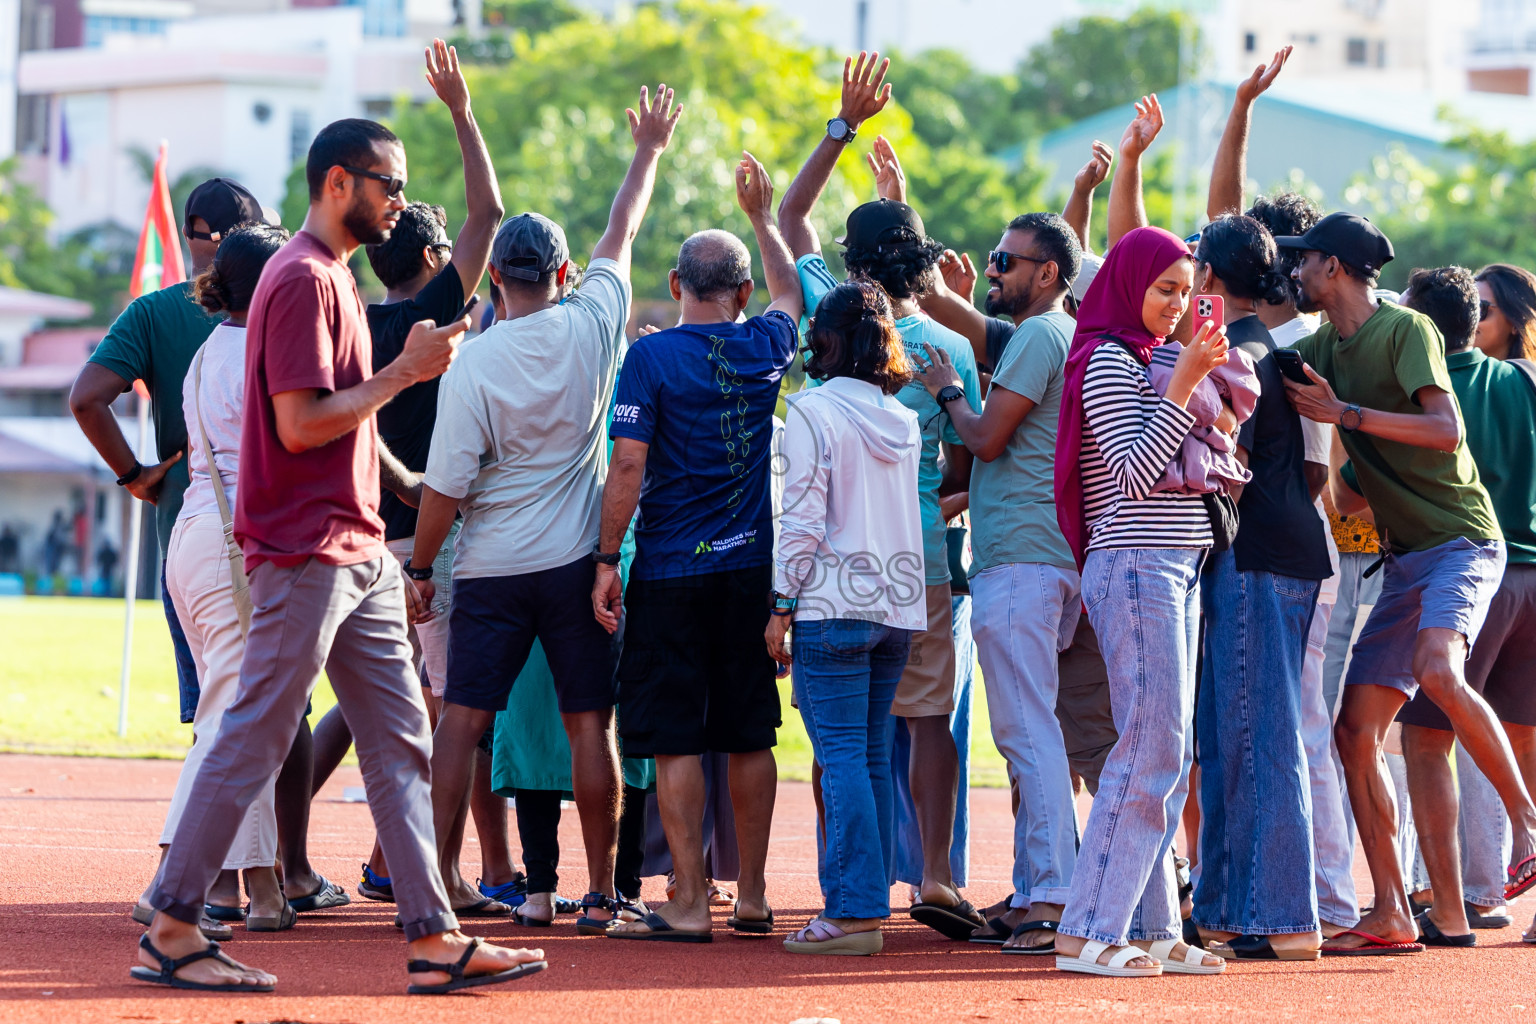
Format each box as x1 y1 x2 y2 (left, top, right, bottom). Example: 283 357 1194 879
290 110 312 164
1244 32 1257 53
1346 37 1368 65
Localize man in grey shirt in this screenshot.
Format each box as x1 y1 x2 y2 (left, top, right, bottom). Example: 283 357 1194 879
916 212 1085 954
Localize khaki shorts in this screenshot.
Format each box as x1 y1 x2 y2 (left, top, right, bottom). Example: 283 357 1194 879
892 583 956 718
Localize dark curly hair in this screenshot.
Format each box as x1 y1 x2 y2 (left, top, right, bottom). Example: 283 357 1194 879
193 223 291 315
841 235 945 301
1246 191 1321 300
1194 215 1290 306
804 281 914 395
1403 266 1479 351
366 201 449 288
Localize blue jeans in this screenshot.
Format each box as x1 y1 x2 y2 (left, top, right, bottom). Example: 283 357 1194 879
162 560 199 723
1194 547 1321 934
1060 547 1203 946
794 617 912 919
890 593 973 888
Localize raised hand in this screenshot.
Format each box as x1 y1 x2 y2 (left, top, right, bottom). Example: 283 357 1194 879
735 150 774 223
423 37 469 114
838 51 892 129
938 249 978 299
626 83 682 153
1168 318 1229 406
1074 139 1114 194
1237 46 1293 105
865 135 906 203
1119 94 1164 160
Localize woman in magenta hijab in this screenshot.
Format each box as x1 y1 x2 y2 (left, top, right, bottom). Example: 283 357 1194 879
1050 226 1231 978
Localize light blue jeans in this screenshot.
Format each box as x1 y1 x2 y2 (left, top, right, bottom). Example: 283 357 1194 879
1194 548 1320 934
971 562 1082 906
1060 547 1203 946
794 617 912 919
1401 746 1512 907
1299 599 1360 927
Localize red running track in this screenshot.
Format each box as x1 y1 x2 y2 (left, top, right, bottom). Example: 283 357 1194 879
2 753 1533 1023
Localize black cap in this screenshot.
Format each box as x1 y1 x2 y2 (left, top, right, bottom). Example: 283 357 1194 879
491 213 569 282
184 178 266 240
1274 212 1394 277
837 199 928 251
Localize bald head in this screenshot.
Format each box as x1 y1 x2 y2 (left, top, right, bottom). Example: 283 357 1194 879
676 229 752 301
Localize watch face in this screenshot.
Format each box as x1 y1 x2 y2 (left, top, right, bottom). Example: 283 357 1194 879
828 118 850 141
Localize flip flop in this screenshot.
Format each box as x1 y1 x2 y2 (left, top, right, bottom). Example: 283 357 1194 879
129 934 273 993
1465 902 1513 929
246 902 298 933
1000 919 1059 955
130 904 233 942
1146 937 1228 973
1506 854 1536 900
203 903 247 922
512 905 554 928
1208 934 1319 961
1416 911 1475 948
727 903 774 935
288 876 351 914
1321 929 1425 956
405 936 548 995
783 918 882 956
909 899 985 940
968 916 1013 945
606 911 712 943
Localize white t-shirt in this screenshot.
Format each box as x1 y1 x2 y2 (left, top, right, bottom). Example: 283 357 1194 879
423 257 631 578
178 322 246 522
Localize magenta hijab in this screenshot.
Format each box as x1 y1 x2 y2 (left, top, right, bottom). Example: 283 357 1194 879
1054 226 1193 569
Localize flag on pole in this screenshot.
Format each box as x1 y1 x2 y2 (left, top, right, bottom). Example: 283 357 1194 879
128 141 185 299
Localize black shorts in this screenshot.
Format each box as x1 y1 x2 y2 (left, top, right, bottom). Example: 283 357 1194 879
617 564 781 757
1399 562 1536 730
445 556 619 715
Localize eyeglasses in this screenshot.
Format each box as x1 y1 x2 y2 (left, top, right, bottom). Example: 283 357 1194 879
989 250 1049 275
1480 299 1497 319
342 165 406 198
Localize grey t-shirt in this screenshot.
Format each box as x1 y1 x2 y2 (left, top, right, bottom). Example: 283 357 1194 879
423 257 631 578
968 310 1076 573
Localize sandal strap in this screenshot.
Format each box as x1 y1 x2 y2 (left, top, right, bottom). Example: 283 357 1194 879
579 891 615 913
406 936 481 979
794 918 845 942
1078 939 1109 963
139 934 227 978
1105 944 1147 968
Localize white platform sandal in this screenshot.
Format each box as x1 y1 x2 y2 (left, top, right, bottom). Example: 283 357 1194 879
1144 937 1226 974
1056 939 1163 978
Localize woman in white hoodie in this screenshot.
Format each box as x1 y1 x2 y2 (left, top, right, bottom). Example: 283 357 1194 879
767 281 925 956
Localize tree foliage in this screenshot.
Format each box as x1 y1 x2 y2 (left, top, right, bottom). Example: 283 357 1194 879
0 159 130 321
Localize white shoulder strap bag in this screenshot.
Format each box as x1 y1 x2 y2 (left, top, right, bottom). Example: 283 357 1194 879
191 345 253 636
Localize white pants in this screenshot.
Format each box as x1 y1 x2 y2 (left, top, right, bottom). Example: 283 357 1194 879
161 513 278 869
385 520 457 697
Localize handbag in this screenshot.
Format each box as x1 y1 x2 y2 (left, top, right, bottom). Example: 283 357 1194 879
191 345 253 636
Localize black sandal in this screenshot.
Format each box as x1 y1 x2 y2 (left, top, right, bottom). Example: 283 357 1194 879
576 892 619 936
999 919 1058 955
129 933 274 992
727 902 774 935
405 936 548 994
288 876 352 914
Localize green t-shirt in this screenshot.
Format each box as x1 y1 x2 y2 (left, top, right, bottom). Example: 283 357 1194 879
88 282 223 556
1445 348 1536 565
968 311 1075 573
1295 302 1498 553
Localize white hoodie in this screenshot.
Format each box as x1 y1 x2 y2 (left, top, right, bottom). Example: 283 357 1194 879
774 376 927 630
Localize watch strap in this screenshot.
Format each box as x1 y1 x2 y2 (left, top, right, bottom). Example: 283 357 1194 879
115 463 144 486
592 549 622 566
403 561 433 581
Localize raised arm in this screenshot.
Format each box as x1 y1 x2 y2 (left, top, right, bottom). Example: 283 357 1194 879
1208 46 1291 220
866 135 906 204
1106 95 1163 250
918 249 990 360
591 84 682 274
777 51 891 259
424 38 504 299
735 151 802 322
1062 140 1113 250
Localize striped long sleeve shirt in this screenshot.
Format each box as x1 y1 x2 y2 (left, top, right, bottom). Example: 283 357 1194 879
1081 344 1214 552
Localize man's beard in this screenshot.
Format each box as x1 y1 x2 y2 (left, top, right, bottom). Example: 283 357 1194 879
1294 284 1322 315
984 283 1030 319
343 194 391 246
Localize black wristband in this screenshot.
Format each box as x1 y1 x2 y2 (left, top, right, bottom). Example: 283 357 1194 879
592 550 622 566
115 463 144 487
403 561 433 581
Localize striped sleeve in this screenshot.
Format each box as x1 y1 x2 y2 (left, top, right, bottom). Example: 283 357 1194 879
1082 345 1197 501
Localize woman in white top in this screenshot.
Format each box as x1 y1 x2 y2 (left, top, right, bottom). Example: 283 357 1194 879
136 224 293 933
768 281 923 956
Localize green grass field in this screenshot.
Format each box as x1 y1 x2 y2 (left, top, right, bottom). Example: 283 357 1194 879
0 596 1006 785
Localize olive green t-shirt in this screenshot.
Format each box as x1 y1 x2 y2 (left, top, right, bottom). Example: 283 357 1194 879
1294 302 1498 553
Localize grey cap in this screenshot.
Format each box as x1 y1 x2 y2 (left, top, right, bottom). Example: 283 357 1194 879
491 212 569 281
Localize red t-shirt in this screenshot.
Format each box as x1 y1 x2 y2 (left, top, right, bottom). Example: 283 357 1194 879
234 230 387 570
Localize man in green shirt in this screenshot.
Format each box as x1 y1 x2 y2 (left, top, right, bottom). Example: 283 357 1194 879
1396 266 1536 946
69 178 262 724
1279 214 1536 955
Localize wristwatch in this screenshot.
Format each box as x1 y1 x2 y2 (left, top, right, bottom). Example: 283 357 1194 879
826 117 857 144
936 384 966 406
115 463 144 487
592 549 622 566
403 561 433 581
1339 403 1364 433
770 591 798 616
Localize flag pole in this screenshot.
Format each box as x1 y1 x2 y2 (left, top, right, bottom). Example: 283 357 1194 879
118 381 150 737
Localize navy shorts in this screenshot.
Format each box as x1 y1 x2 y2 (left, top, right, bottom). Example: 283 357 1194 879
444 556 619 715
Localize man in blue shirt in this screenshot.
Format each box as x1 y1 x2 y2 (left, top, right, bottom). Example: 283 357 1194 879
593 152 802 941
777 52 982 937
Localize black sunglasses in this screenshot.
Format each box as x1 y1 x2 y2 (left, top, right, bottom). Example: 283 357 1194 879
989 250 1049 275
1480 299 1496 319
342 165 406 198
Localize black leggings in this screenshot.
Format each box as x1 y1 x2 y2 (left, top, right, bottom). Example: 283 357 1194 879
515 784 650 898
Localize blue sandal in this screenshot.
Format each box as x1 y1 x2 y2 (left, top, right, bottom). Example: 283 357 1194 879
576 892 621 935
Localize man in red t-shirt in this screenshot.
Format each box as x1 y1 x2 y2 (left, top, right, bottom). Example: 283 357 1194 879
137 103 548 995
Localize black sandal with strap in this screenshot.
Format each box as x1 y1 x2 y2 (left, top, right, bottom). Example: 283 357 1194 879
129 933 274 992
999 919 1059 956
405 936 548 994
576 892 620 936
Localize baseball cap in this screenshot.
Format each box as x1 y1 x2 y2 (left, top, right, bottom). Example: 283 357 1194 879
837 199 928 251
184 178 267 240
1273 212 1394 277
491 213 569 281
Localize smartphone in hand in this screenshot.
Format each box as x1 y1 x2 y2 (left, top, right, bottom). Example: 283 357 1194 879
1192 294 1224 340
451 294 480 325
1273 347 1312 385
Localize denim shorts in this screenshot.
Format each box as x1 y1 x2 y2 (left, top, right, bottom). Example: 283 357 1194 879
1344 537 1505 698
